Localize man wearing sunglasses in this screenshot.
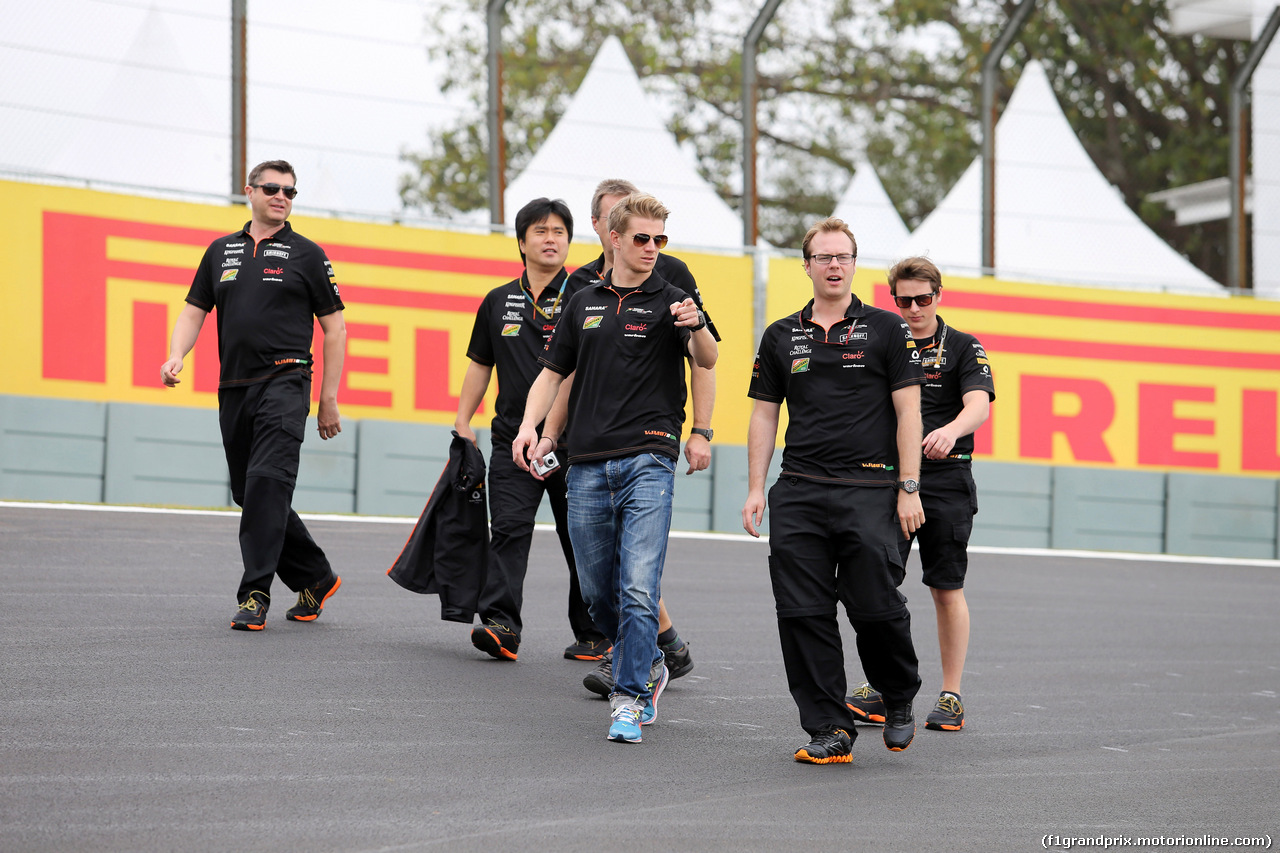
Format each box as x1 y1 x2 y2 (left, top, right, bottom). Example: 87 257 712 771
514 193 718 744
161 160 346 632
742 217 924 764
453 197 611 663
845 257 993 733
565 179 715 697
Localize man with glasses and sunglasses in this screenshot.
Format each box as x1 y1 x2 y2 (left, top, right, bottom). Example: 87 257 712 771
514 193 717 744
565 178 714 696
743 217 924 764
161 160 346 631
454 197 612 663
845 256 993 733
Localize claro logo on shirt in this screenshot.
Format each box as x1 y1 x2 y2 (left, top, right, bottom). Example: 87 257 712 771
583 316 602 330
791 358 810 373
501 324 520 337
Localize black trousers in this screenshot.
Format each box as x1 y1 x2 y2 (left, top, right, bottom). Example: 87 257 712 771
218 373 331 603
478 436 601 639
768 476 921 736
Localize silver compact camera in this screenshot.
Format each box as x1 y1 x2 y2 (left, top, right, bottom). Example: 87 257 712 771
532 451 560 477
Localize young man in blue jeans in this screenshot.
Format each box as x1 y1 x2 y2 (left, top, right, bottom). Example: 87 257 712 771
513 193 718 743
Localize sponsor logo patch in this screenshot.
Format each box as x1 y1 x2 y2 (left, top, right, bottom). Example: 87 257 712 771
843 331 868 342
220 269 238 282
264 267 284 275
501 324 520 337
262 248 289 259
222 258 240 268
791 358 810 374
583 316 602 330
503 311 522 321
223 248 243 256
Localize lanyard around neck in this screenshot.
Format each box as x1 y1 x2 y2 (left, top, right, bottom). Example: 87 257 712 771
523 269 569 320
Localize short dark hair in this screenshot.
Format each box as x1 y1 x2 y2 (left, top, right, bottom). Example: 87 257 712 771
514 198 574 265
247 160 296 187
888 256 943 294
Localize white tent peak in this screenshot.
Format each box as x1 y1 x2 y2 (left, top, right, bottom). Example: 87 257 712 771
832 160 910 264
504 34 744 251
897 59 1221 292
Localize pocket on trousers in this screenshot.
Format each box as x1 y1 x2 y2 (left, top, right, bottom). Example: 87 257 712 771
951 519 973 547
884 541 907 587
281 413 306 442
647 453 675 474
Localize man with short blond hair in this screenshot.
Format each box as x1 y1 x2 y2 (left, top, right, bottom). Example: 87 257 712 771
515 193 717 744
567 178 719 696
846 256 994 732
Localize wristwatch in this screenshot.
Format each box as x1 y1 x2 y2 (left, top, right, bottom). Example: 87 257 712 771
690 427 714 441
896 478 920 493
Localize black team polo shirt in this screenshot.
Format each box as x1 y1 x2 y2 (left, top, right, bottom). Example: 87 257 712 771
566 253 720 341
185 221 343 388
915 315 996 466
466 268 578 446
539 270 693 464
749 294 924 485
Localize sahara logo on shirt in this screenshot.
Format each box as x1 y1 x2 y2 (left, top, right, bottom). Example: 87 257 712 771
583 316 603 330
220 269 239 282
501 324 520 337
791 358 810 374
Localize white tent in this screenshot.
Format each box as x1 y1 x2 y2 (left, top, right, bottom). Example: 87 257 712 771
897 61 1221 292
831 161 911 264
504 36 744 251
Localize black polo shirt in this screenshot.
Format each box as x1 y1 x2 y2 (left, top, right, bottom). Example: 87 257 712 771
466 268 581 445
539 271 692 464
186 221 343 388
566 253 720 341
748 295 924 485
915 316 996 466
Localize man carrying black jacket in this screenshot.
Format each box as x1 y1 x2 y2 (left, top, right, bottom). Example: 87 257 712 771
454 197 609 662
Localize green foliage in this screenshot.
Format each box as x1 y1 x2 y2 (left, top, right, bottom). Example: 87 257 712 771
401 0 1243 280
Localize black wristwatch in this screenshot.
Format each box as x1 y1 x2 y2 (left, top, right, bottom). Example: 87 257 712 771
690 427 714 441
896 478 920 493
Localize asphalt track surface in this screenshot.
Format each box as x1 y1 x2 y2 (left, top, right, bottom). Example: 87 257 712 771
2 503 1278 853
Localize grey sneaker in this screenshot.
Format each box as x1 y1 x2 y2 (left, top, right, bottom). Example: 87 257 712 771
583 652 614 697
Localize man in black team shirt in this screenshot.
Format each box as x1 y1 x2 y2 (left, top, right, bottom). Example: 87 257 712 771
845 256 993 733
514 193 718 744
565 178 713 695
454 197 610 662
161 160 346 631
742 217 924 764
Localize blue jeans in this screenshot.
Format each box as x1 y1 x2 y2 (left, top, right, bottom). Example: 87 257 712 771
566 453 675 699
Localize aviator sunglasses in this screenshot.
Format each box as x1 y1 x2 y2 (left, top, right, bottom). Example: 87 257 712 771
628 232 668 249
252 182 298 199
893 293 937 308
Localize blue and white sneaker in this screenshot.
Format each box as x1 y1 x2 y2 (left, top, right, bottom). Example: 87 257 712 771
640 661 669 726
608 699 643 743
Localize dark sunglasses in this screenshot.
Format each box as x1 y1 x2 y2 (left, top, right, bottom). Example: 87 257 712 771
629 232 668 249
253 183 298 199
893 293 937 308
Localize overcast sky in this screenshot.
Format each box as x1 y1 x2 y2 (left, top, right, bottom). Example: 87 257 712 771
2 0 465 216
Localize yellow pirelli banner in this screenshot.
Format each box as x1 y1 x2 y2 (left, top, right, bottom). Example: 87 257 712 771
3 178 1279 477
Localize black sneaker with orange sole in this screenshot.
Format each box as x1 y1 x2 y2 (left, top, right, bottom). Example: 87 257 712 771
471 620 520 661
285 573 342 622
230 590 269 631
794 726 853 764
564 636 612 661
925 691 965 730
845 682 886 724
